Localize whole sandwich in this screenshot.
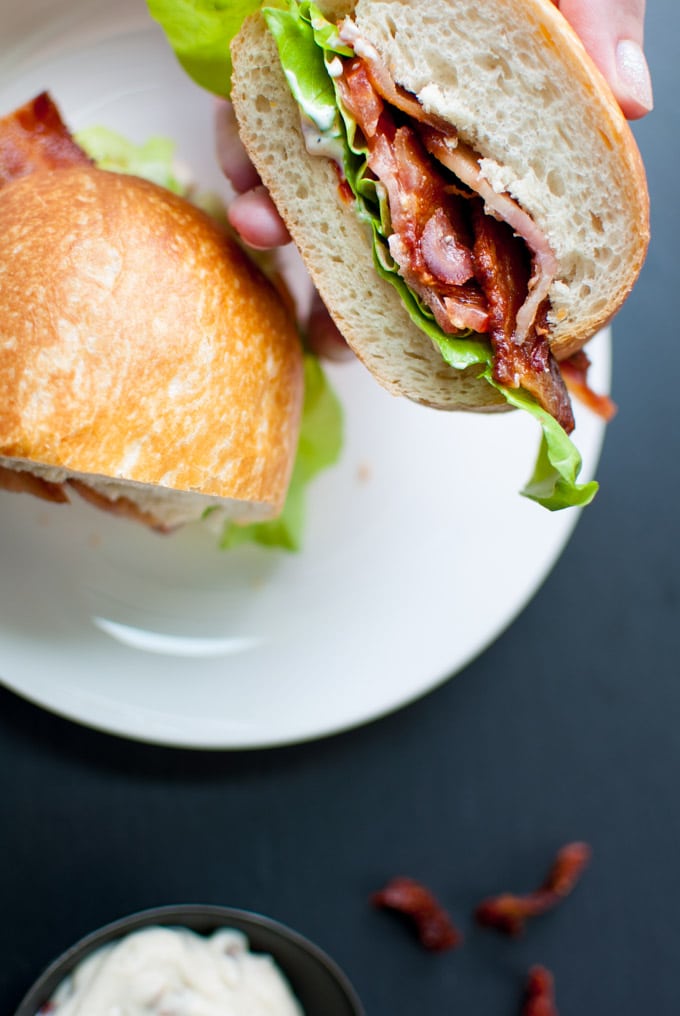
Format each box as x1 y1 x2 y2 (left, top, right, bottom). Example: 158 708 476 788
0 93 305 533
150 0 650 510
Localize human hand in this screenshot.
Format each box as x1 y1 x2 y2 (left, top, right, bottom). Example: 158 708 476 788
554 0 653 119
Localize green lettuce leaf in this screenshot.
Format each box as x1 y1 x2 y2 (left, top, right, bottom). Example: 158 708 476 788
78 125 230 225
147 0 262 96
264 5 349 131
220 354 343 550
484 375 598 509
76 126 185 192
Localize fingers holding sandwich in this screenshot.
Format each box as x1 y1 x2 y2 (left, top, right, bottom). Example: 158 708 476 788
306 290 355 362
227 184 292 249
554 0 653 119
215 98 290 247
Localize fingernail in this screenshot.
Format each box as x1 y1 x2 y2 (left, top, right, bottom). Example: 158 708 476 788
616 39 654 112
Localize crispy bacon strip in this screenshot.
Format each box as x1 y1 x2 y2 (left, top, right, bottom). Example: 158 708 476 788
337 60 489 335
372 876 463 951
471 204 574 432
335 55 574 428
0 91 91 189
561 350 617 422
420 127 559 345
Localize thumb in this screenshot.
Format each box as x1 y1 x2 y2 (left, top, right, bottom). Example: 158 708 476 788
556 0 653 119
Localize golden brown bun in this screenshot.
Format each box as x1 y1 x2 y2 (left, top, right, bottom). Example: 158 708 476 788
0 165 304 528
232 0 649 411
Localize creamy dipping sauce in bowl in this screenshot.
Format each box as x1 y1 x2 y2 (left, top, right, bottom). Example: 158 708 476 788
15 905 364 1016
39 926 303 1015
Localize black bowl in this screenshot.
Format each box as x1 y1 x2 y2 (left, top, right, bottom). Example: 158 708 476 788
15 904 364 1016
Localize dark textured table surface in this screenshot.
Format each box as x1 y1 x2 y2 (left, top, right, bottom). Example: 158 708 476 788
1 2 678 1013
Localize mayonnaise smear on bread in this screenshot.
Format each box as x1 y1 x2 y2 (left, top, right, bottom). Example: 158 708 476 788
39 926 304 1016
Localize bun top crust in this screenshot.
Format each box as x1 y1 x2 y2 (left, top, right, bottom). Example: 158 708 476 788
0 166 303 517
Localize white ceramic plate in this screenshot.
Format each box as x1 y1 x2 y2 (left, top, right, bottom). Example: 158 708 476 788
0 0 609 748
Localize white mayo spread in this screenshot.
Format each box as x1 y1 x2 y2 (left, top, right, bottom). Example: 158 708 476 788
40 926 304 1016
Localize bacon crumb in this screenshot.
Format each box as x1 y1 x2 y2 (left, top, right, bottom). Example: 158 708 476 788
372 876 463 951
522 965 559 1016
476 842 591 936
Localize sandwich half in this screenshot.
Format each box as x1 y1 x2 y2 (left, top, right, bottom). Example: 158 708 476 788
0 93 304 532
225 0 649 508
